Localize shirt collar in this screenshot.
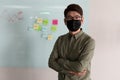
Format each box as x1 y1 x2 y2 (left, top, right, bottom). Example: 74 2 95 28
74 30 83 39
68 30 84 40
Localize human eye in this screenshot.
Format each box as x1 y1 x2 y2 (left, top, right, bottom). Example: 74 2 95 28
74 16 81 20
66 16 73 20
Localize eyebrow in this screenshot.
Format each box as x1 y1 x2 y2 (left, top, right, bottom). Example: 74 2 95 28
66 15 81 18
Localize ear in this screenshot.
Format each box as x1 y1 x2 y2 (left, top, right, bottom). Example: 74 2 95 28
64 18 67 25
81 16 84 24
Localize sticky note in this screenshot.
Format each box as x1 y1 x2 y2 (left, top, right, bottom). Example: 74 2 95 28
43 19 49 25
33 24 42 31
51 25 57 32
17 11 23 20
52 19 58 25
42 26 48 32
36 18 43 24
47 34 53 40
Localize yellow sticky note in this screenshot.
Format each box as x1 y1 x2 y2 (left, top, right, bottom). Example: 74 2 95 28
47 34 53 40
36 18 43 24
33 24 42 31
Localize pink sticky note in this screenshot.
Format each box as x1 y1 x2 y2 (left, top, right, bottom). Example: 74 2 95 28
52 19 58 25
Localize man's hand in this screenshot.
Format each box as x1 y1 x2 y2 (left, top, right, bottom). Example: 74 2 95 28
69 69 87 76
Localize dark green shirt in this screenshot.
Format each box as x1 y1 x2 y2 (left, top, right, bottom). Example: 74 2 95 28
48 30 95 80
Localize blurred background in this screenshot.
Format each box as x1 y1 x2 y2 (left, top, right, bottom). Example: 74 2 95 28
0 0 88 80
0 0 120 80
89 0 120 80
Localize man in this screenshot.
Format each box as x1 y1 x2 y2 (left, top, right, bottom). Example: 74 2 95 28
48 4 95 80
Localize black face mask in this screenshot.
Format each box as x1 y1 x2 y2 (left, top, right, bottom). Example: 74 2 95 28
66 20 81 31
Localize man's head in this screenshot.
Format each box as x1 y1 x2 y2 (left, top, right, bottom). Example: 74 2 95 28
64 4 83 17
64 4 84 32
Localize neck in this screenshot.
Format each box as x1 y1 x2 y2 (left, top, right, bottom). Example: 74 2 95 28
69 29 81 35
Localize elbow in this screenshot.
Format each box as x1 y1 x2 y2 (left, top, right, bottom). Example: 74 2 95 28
48 58 54 69
48 59 52 68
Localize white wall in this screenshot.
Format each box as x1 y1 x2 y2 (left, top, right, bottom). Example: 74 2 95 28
89 0 120 80
0 68 57 80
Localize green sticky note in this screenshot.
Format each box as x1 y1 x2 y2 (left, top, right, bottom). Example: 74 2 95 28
51 25 57 32
43 19 49 25
36 25 42 31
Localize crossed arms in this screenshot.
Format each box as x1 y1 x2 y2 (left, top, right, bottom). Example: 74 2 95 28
48 38 95 76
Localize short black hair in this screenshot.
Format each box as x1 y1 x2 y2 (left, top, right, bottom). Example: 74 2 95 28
64 4 83 17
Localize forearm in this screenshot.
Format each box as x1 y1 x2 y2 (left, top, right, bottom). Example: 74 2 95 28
48 59 62 72
58 58 85 72
58 58 87 76
49 58 70 74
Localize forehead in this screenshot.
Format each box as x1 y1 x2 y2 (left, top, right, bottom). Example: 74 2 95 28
66 11 81 17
